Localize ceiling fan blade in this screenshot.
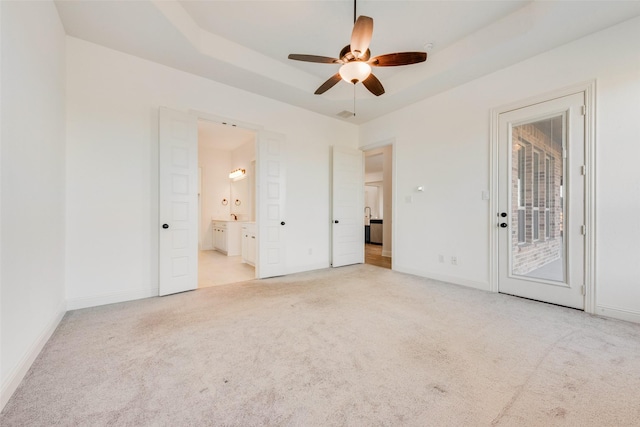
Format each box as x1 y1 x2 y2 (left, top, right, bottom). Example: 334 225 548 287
350 16 373 59
362 73 385 96
315 73 342 95
369 52 427 67
288 54 341 64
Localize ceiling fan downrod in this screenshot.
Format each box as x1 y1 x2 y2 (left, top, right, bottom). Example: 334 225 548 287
354 0 357 24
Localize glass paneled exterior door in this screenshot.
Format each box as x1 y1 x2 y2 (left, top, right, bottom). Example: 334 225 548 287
498 92 585 309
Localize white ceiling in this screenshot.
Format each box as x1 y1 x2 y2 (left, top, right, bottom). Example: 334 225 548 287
54 0 640 124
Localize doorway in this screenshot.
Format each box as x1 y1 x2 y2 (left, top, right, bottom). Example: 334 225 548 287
497 92 587 309
197 119 257 287
364 146 392 269
159 108 287 296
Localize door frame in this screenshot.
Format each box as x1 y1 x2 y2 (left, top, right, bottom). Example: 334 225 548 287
489 81 596 313
360 138 396 270
158 108 266 294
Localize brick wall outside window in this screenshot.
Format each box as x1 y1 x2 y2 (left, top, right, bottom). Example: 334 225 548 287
510 120 563 276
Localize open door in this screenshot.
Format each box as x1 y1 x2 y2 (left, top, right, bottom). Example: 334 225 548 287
332 146 364 267
158 107 198 296
256 131 287 278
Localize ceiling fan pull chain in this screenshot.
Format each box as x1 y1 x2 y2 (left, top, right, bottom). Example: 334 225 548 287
353 84 356 117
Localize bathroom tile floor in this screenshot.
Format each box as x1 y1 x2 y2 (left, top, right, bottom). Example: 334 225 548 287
198 250 255 288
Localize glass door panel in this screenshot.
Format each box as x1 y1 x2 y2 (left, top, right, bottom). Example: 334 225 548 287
510 116 565 283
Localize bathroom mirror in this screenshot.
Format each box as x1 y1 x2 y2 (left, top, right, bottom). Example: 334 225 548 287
230 176 248 216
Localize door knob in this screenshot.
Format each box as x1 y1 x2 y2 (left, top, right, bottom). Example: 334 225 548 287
280 221 285 226
499 212 507 218
499 223 508 228
334 220 339 224
162 224 169 229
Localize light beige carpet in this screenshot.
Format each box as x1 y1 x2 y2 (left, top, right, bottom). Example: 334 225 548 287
2 264 640 426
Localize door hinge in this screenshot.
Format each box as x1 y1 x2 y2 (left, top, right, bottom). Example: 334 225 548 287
581 105 587 116
581 225 587 235
581 165 587 176
581 285 586 296
563 149 567 159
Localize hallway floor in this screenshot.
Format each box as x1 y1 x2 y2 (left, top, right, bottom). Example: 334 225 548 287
365 243 391 269
198 250 255 288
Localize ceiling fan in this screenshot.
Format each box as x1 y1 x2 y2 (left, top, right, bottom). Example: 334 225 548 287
288 1 427 96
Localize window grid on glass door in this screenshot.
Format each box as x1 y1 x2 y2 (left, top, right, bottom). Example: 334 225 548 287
545 156 552 239
532 151 540 241
517 143 526 244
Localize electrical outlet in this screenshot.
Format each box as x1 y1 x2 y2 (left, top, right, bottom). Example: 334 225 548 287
451 256 458 265
438 254 444 263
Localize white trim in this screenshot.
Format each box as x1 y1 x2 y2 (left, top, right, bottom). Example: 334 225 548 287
583 81 597 315
66 287 156 311
394 265 490 292
0 300 66 411
489 108 499 292
489 81 596 313
596 304 640 325
286 262 331 276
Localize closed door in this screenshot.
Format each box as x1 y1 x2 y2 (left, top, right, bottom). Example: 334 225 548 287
332 146 364 267
158 107 198 296
256 131 286 278
498 92 585 309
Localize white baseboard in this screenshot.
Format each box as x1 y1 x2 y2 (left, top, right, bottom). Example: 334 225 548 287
595 304 640 324
286 262 331 276
1 300 66 412
393 265 490 292
66 287 157 311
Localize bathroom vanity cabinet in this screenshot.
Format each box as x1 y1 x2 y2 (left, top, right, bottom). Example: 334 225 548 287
212 221 243 256
241 223 256 266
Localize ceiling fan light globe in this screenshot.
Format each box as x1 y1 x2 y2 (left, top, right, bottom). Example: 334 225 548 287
339 61 372 84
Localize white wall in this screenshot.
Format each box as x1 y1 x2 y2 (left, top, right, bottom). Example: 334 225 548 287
198 143 231 250
0 0 67 409
364 186 380 219
381 145 392 258
230 140 256 221
360 17 640 322
65 37 358 308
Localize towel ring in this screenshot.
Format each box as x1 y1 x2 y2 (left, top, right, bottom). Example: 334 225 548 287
221 199 228 206
235 199 241 206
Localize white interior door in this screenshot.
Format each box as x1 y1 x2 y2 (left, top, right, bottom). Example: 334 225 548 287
332 146 364 267
256 131 286 278
158 107 198 296
498 92 585 309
